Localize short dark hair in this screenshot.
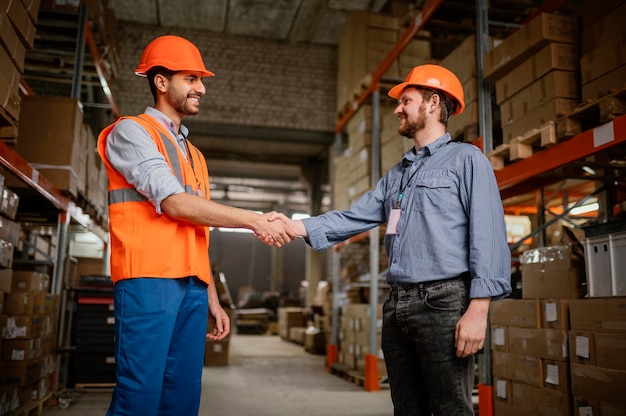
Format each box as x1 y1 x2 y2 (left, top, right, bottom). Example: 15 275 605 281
146 66 178 103
418 87 458 125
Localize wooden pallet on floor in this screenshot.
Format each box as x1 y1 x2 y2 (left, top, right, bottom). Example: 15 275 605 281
74 383 116 391
556 86 626 140
330 362 366 387
6 392 51 416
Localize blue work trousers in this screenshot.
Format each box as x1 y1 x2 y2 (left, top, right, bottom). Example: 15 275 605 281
106 276 209 416
382 276 474 416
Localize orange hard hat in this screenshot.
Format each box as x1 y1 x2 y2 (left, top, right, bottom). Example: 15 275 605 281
388 64 465 115
134 35 214 77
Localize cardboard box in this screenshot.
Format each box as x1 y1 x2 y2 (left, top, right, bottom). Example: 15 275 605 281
0 6 26 72
507 327 568 361
581 2 626 54
14 96 86 197
493 377 512 405
492 351 542 387
490 325 508 352
483 13 579 80
0 38 21 122
490 298 540 328
582 63 626 101
569 298 626 333
595 332 626 371
542 359 569 392
500 71 579 124
523 268 585 299
203 339 229 366
571 363 626 406
580 33 626 85
10 271 48 293
0 0 36 49
501 97 579 143
495 42 579 104
511 381 571 414
441 34 477 83
0 269 11 293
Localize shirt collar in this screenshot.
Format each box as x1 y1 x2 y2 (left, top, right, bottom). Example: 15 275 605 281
402 133 451 164
144 107 189 139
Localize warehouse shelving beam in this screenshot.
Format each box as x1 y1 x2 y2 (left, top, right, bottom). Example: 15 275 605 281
496 115 626 200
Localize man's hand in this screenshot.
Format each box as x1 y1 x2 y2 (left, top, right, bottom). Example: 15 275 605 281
267 212 307 237
207 294 230 341
455 298 491 358
253 211 297 247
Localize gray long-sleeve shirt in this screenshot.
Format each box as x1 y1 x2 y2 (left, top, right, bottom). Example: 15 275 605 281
303 134 511 300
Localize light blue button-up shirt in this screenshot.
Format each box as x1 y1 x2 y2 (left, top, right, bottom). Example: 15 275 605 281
104 107 189 213
303 134 511 300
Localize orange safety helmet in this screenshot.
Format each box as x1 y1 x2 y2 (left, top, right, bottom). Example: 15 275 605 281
388 64 465 115
134 35 214 78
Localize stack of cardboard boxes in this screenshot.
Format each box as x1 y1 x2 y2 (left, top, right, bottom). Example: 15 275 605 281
0 0 39 132
0 271 57 415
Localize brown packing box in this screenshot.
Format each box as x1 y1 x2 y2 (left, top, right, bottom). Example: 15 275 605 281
5 316 33 339
0 358 43 386
595 332 626 371
441 34 477 83
580 33 626 84
602 402 626 416
203 339 229 366
493 377 512 405
511 381 571 415
0 0 36 49
507 327 568 361
0 216 21 246
0 39 21 122
571 363 626 406
574 396 601 416
582 63 626 102
502 98 579 144
569 330 596 366
0 269 11 293
13 96 86 198
0 6 25 72
1 338 36 361
10 271 48 293
483 12 579 80
500 70 580 125
581 2 626 54
490 298 540 328
495 42 579 104
3 293 33 316
569 298 626 333
447 99 478 140
18 0 40 23
492 351 543 387
522 267 584 299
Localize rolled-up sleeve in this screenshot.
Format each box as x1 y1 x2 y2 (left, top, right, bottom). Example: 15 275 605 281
105 118 185 213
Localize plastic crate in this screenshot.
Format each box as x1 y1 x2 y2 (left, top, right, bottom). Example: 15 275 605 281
610 231 626 296
584 235 612 297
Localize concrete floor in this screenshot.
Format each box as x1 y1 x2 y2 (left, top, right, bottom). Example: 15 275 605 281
43 334 393 416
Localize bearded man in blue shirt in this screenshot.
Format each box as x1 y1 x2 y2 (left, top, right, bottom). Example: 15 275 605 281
270 64 511 415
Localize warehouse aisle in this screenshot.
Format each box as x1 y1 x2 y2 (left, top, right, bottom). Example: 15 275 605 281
44 334 393 415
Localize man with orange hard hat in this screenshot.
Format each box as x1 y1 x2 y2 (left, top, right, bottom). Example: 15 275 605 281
97 35 296 415
271 64 511 415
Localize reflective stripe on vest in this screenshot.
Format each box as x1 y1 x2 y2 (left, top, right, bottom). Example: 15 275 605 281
107 116 195 206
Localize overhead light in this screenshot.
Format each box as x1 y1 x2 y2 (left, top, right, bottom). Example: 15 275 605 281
570 202 599 215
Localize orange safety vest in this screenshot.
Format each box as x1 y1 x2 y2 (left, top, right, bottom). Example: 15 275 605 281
97 114 212 284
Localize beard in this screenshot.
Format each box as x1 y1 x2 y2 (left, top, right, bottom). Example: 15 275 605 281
168 88 199 116
398 104 426 138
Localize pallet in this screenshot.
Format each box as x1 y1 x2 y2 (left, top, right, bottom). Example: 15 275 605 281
487 121 557 170
74 383 116 391
556 86 626 140
0 106 19 145
6 392 51 416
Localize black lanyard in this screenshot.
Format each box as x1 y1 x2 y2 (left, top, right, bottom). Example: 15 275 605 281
396 156 428 209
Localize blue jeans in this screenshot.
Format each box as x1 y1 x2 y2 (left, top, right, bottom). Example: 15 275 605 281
107 276 209 416
382 276 474 416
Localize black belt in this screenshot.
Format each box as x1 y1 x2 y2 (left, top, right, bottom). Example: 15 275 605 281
389 272 470 295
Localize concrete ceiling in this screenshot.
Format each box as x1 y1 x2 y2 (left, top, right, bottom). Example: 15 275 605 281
107 0 390 45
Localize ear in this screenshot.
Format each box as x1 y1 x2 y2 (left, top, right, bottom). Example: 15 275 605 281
154 74 168 93
429 93 440 113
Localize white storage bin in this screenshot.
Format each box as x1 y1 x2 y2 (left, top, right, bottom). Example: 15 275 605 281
609 231 626 296
584 235 612 297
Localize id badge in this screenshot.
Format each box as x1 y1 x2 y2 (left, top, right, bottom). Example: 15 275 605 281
386 209 401 235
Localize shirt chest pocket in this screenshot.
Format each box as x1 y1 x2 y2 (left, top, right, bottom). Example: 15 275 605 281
414 178 453 213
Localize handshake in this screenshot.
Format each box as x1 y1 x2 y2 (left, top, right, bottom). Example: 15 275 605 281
254 212 306 247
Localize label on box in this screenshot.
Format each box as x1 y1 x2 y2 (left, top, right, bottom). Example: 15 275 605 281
578 406 593 416
544 302 557 322
575 335 590 359
213 344 223 353
11 349 25 360
106 317 115 325
493 327 505 346
496 379 507 399
545 364 560 385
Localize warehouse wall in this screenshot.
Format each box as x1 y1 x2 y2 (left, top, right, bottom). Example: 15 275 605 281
113 22 338 132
